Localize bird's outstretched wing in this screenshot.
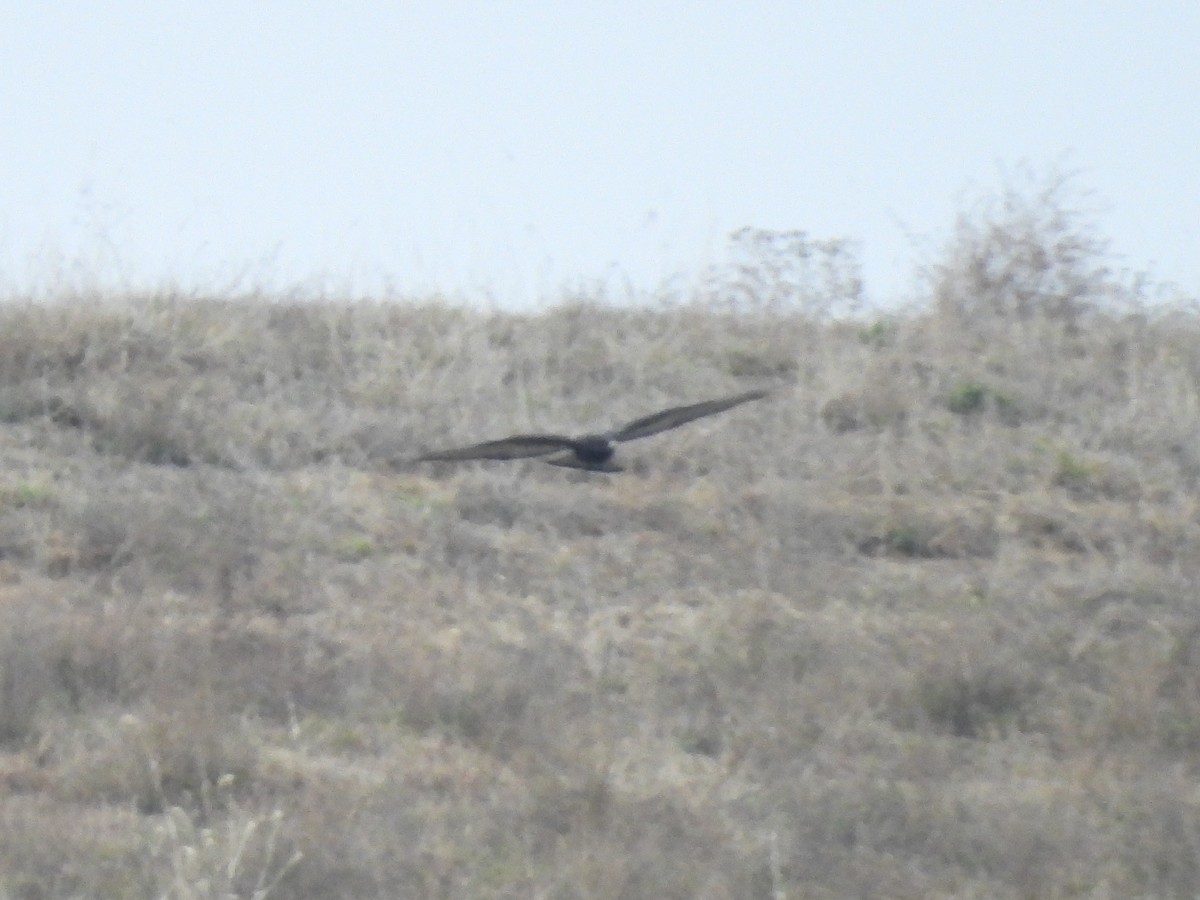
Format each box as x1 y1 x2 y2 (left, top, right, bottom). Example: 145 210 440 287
610 389 769 443
417 434 577 462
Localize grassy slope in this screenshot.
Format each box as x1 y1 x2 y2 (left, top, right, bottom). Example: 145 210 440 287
1 208 1200 898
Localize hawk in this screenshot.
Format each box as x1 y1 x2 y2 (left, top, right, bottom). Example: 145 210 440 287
416 389 768 472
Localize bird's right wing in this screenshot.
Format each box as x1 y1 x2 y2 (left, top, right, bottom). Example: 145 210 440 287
417 434 576 462
611 389 769 442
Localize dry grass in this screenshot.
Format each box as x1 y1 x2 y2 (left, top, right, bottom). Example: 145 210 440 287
2 182 1200 898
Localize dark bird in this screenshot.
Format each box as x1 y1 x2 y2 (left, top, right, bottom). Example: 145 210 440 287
416 389 769 472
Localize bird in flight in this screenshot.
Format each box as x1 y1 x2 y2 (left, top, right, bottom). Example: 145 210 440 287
416 389 769 472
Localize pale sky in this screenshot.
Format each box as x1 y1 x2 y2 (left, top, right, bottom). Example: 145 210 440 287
3 2 1197 307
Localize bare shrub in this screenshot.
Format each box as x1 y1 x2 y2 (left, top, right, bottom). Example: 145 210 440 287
927 166 1122 328
700 226 865 318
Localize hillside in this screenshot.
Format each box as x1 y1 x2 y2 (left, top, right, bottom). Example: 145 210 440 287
1 188 1199 898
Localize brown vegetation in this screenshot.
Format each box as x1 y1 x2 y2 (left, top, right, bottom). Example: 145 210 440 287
1 179 1199 897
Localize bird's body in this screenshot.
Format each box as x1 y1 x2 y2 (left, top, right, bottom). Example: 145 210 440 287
550 434 617 468
416 389 768 472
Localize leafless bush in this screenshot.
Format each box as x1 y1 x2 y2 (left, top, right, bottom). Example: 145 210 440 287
701 226 865 318
927 165 1125 327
